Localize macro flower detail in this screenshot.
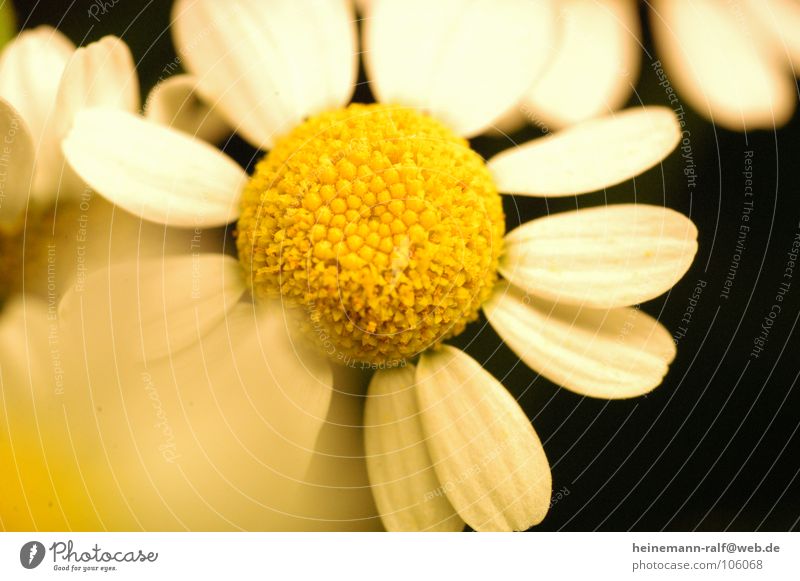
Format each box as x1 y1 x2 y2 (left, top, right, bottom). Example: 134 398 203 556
0 27 142 304
59 0 699 532
237 103 504 363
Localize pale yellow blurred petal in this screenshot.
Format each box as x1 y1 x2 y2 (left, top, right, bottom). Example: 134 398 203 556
144 74 229 143
0 98 34 226
651 0 795 131
743 0 800 72
524 0 640 128
0 26 74 203
58 253 246 363
47 303 338 530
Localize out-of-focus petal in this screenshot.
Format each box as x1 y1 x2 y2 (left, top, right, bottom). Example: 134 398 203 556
0 26 74 202
484 282 677 398
58 253 246 363
63 109 247 227
0 98 34 226
172 0 357 150
416 346 551 532
165 302 335 475
55 302 336 530
743 0 800 72
651 0 795 131
364 366 465 532
37 35 141 199
52 35 139 137
501 204 698 308
488 107 680 197
365 0 556 137
523 0 640 129
144 74 229 143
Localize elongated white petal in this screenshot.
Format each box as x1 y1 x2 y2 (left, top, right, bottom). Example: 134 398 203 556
365 0 556 137
489 107 680 196
0 98 34 226
144 74 229 143
416 346 551 532
651 0 795 131
0 26 75 203
523 0 640 129
365 366 465 532
58 254 246 362
484 282 677 398
501 204 698 308
35 36 141 200
172 0 356 150
743 0 800 71
0 26 74 144
52 35 139 136
63 109 247 227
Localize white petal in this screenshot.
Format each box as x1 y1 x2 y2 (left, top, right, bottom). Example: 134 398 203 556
523 0 640 129
416 346 551 532
61 301 336 527
63 109 247 227
0 98 34 226
743 0 800 72
484 282 677 398
650 0 795 131
365 0 557 137
501 204 698 308
489 107 680 196
51 36 139 136
0 26 75 202
164 302 335 475
172 0 357 149
0 26 74 144
58 254 246 362
34 36 141 200
364 366 465 532
144 74 229 143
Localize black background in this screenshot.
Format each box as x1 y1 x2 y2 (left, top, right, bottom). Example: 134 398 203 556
14 0 800 531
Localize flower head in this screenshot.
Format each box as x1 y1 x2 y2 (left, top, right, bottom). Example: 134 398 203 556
60 0 699 531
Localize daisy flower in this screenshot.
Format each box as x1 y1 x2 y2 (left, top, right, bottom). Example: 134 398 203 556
60 0 698 532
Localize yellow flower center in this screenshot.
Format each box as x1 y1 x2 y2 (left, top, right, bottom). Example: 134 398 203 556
237 104 504 363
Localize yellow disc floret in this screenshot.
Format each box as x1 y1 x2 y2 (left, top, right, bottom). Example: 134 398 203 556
236 104 504 363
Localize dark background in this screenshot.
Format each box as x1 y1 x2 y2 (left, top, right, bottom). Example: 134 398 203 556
14 0 800 531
